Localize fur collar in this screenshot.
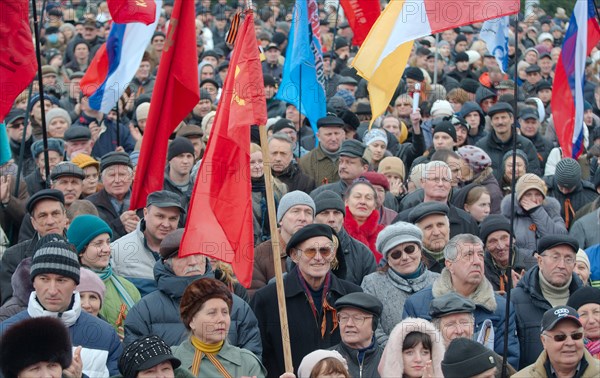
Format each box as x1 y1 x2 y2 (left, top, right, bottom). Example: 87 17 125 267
432 269 497 312
379 317 445 377
27 292 82 327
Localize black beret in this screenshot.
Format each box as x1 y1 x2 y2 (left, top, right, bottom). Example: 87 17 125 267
525 64 541 73
536 80 552 92
460 78 480 94
317 115 345 129
335 292 383 317
567 286 600 310
537 235 579 254
159 228 184 260
100 151 133 172
286 223 337 256
339 139 366 158
271 118 296 134
404 67 424 82
64 126 92 142
430 292 476 318
487 102 513 117
26 188 65 213
479 214 512 243
408 202 449 224
50 162 85 181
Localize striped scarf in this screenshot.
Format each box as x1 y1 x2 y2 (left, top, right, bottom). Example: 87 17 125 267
190 336 232 378
95 265 136 309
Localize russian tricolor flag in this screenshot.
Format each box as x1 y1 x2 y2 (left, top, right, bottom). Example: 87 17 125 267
80 0 162 113
552 0 600 159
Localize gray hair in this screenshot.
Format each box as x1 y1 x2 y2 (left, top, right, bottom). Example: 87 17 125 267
444 234 484 261
100 165 133 182
268 132 294 148
421 160 452 181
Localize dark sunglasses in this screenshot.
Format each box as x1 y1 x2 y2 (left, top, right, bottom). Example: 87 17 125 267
388 244 418 260
543 332 584 342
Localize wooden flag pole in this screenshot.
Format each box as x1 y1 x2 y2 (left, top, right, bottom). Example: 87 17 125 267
258 125 294 373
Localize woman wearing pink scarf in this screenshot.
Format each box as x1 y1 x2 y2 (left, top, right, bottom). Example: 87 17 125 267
567 286 600 359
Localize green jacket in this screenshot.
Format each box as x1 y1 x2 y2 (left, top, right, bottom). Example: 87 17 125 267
100 274 141 331
111 367 196 378
298 146 339 187
172 339 267 378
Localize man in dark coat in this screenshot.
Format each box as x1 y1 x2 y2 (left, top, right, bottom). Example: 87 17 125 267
251 224 362 378
330 292 384 378
87 152 139 240
268 132 315 193
510 235 582 368
476 103 541 183
0 189 67 305
123 229 262 357
518 108 554 171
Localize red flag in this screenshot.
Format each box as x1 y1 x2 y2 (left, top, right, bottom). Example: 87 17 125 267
130 0 199 210
107 0 157 25
0 0 37 121
180 10 267 288
339 0 381 46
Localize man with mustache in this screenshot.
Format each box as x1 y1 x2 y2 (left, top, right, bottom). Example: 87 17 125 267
123 228 262 358
511 235 583 368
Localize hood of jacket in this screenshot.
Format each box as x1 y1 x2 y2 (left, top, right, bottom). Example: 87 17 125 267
459 101 485 129
432 268 497 312
154 259 214 301
475 86 496 105
378 317 445 377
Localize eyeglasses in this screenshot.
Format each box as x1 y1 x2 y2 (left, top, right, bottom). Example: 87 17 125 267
294 245 335 259
540 254 576 265
542 332 583 342
424 176 452 183
388 244 419 260
337 313 373 326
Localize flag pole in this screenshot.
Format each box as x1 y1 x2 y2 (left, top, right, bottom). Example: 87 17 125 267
501 13 520 378
254 1 294 370
31 0 51 188
116 100 121 147
14 83 35 197
433 33 439 85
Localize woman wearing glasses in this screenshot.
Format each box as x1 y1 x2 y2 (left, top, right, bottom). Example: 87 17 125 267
251 224 361 378
361 222 440 345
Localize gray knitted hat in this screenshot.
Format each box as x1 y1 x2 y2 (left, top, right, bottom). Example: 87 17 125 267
30 240 80 284
555 158 581 190
376 221 423 257
277 191 316 223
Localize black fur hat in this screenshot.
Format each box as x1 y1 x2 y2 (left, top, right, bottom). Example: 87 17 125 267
0 317 72 377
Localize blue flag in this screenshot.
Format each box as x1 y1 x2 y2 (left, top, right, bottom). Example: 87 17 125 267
275 0 326 137
0 123 12 166
480 16 510 73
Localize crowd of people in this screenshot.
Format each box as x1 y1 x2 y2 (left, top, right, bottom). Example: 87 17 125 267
1 0 600 377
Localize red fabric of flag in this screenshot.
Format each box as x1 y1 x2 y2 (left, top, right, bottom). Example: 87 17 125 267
339 0 381 46
180 10 267 288
107 0 157 25
0 0 37 121
129 0 199 210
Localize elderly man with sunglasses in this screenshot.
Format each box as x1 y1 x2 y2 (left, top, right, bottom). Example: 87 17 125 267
251 223 362 378
511 235 583 368
514 305 600 377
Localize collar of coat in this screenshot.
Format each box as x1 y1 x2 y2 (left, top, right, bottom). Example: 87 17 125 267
284 266 347 298
432 268 497 312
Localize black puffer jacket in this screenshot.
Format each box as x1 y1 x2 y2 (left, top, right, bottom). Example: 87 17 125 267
123 260 263 358
337 228 377 285
510 266 582 368
331 339 383 378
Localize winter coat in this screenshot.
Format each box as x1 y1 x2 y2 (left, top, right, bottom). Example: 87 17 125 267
524 132 554 171
110 220 160 296
8 137 35 177
395 132 426 172
73 115 136 158
361 267 439 346
586 244 600 288
0 164 29 245
24 167 45 196
298 145 339 187
87 189 129 240
455 168 503 214
272 160 316 194
403 268 520 369
0 234 39 305
251 267 362 378
378 318 445 378
97 272 141 332
460 102 488 146
484 251 536 293
476 132 542 183
163 169 192 215
545 176 599 229
0 292 122 377
514 349 600 378
510 266 583 368
0 257 32 321
500 196 568 256
173 339 266 378
249 232 287 298
336 228 377 286
310 180 348 198
123 260 263 358
344 207 384 263
331 339 384 378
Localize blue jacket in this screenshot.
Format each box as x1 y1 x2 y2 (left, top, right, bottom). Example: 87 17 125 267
585 244 600 288
123 259 262 358
402 269 520 369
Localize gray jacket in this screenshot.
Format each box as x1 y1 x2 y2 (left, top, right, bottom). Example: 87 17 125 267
569 208 600 249
361 267 439 346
